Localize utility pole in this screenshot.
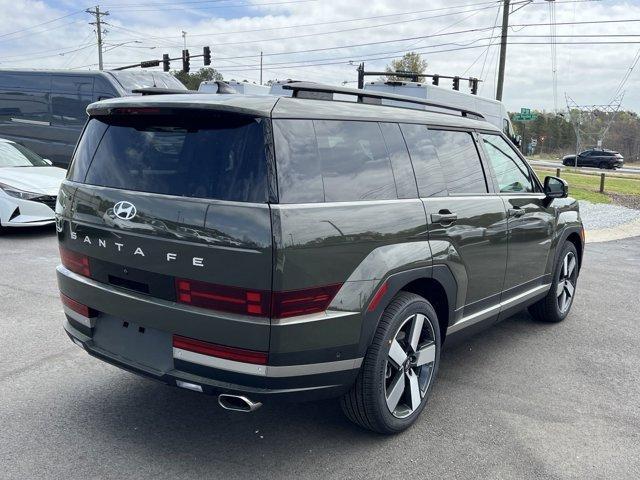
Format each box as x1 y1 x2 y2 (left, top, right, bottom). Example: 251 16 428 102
182 30 187 50
86 6 108 71
496 0 510 101
260 51 263 85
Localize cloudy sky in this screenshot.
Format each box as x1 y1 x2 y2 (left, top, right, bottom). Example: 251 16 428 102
1 0 640 112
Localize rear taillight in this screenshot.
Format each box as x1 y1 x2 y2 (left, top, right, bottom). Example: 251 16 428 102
173 335 267 365
60 292 96 318
175 279 341 319
59 246 90 277
175 279 269 317
271 284 342 319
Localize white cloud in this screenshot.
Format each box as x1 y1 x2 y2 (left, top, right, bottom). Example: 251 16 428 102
1 0 640 112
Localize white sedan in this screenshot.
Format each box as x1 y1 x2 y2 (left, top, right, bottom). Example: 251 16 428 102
0 139 66 229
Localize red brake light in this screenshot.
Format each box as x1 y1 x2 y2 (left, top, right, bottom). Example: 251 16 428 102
271 284 342 319
175 278 341 319
60 292 95 318
175 278 269 317
173 335 267 365
111 107 162 115
59 246 91 277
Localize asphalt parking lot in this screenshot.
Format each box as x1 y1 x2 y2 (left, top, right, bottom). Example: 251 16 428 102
1 228 639 480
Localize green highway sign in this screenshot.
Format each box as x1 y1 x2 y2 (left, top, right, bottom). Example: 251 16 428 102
513 110 537 122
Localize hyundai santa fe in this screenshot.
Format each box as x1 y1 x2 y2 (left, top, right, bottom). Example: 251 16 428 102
56 83 584 434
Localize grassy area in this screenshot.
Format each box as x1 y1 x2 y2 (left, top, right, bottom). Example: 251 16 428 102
534 168 640 204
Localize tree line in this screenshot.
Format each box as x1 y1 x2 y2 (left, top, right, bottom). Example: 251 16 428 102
510 110 640 163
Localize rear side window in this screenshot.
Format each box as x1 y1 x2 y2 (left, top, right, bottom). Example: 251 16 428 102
379 123 418 199
314 120 396 202
399 124 447 197
273 120 324 203
72 114 268 203
274 120 397 203
428 130 487 194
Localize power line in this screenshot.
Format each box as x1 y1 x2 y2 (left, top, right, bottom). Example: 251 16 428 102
105 0 319 12
110 39 640 75
0 9 84 39
201 19 640 62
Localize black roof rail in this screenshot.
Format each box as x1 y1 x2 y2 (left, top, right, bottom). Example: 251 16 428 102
282 82 485 120
131 87 199 95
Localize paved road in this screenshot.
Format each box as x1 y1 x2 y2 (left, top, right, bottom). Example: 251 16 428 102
1 227 639 480
529 159 640 175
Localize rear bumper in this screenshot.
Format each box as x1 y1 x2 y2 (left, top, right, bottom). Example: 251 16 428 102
58 265 363 402
64 318 358 402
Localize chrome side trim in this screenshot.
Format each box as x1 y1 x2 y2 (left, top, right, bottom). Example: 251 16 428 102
448 283 551 334
271 309 357 326
11 117 51 126
173 347 363 377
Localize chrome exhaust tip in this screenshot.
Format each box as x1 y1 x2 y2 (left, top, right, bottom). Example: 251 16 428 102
218 394 262 412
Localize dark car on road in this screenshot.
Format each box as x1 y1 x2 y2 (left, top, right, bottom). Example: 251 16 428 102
562 148 624 169
55 83 584 434
0 69 186 167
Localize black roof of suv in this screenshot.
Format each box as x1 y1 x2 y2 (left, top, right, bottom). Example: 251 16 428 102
56 83 584 434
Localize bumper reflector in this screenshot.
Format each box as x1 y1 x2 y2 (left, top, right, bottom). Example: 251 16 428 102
176 380 203 393
60 292 96 318
173 335 268 365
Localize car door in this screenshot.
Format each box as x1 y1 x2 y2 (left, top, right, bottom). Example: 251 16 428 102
400 124 508 327
478 132 555 302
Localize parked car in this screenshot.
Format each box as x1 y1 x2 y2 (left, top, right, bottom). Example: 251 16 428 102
55 83 584 434
0 138 65 229
562 148 624 169
0 69 186 167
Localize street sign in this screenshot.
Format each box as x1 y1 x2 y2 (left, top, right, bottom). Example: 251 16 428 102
513 107 536 122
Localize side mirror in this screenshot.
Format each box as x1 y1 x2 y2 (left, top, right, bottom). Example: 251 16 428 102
544 176 568 199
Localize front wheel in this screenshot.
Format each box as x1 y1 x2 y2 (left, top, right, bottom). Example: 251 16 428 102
529 241 579 323
341 291 441 434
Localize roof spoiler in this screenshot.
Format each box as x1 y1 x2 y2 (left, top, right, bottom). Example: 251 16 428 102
282 82 485 119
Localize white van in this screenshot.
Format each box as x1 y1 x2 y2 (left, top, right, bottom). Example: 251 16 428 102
199 80 270 95
364 81 517 142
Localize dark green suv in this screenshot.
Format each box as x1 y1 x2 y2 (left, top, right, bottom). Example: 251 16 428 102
56 83 583 434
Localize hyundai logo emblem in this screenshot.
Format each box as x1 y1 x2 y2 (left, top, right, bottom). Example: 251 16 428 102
113 201 137 220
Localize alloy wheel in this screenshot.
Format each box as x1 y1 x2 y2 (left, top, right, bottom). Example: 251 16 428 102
384 313 436 419
557 251 577 313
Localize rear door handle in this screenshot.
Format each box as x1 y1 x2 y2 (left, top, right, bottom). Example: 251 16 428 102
431 212 458 223
508 207 525 218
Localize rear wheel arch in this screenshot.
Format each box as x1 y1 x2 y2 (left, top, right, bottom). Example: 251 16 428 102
360 266 457 355
400 278 450 344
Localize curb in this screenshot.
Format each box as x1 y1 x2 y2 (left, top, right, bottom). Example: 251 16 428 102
585 218 640 243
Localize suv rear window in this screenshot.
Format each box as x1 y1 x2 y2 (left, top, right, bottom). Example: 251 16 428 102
68 114 268 203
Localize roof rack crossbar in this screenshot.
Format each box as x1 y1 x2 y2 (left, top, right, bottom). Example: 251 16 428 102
282 82 484 119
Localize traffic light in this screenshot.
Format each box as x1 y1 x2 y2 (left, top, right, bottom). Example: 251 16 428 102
203 46 211 66
182 49 190 73
470 77 478 95
432 74 439 86
452 76 460 91
162 53 170 72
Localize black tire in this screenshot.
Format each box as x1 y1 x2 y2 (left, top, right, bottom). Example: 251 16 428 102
341 291 441 434
529 241 579 323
